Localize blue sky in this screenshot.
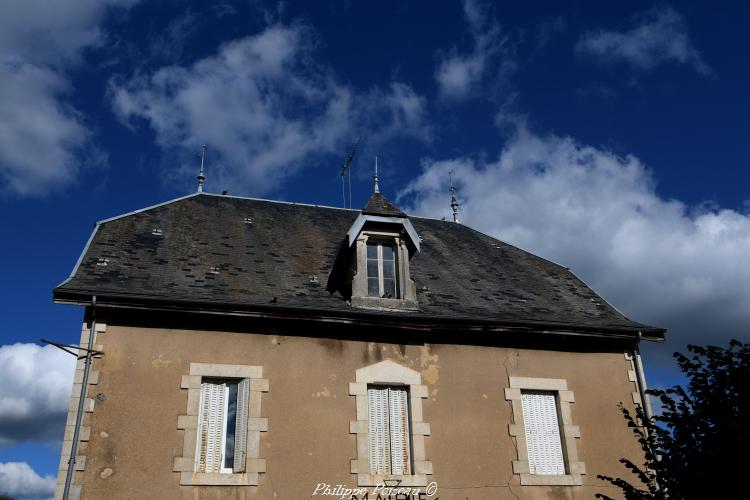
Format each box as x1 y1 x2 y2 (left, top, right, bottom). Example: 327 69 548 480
1 1 749 497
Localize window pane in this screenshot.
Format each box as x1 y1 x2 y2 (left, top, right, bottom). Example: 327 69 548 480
368 277 379 297
223 382 238 470
381 244 395 261
383 278 396 298
367 260 379 280
383 259 395 279
367 242 378 259
521 391 566 475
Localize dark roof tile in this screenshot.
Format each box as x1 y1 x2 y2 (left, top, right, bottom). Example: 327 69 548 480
55 193 663 336
361 192 406 217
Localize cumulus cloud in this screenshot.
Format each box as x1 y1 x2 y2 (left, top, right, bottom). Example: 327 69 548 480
400 125 750 363
576 6 712 76
0 343 75 447
0 60 90 196
0 0 137 68
435 0 514 101
110 24 430 195
0 0 137 196
0 461 55 499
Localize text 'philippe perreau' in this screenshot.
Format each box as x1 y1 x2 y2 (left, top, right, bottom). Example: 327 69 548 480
312 482 439 499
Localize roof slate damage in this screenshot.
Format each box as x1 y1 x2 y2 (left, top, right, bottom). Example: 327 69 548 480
54 193 664 338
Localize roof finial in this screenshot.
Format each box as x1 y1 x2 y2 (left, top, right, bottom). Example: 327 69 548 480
197 144 206 193
373 156 380 194
449 170 460 223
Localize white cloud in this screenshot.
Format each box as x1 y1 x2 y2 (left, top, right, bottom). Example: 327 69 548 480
0 462 55 499
0 0 137 196
0 343 75 447
0 0 137 68
400 125 750 363
0 61 90 196
435 0 513 101
576 6 712 76
110 24 429 195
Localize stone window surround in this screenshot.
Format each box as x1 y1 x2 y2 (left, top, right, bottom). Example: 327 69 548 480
351 231 418 310
174 363 269 486
349 360 432 487
504 376 585 486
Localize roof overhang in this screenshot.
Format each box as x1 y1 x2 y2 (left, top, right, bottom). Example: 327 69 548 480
52 289 665 341
346 214 421 252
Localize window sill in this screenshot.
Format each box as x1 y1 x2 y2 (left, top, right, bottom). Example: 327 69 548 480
351 296 418 311
520 473 582 486
357 474 428 487
179 471 259 486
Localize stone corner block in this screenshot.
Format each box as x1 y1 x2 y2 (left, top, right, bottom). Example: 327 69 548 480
504 387 521 400
512 460 529 474
414 460 433 475
412 422 430 436
181 375 201 389
410 384 429 399
349 382 367 396
245 458 266 473
350 420 368 434
249 378 269 392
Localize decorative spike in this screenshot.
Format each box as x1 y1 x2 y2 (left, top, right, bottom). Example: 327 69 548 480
449 170 460 223
373 156 380 194
197 144 206 193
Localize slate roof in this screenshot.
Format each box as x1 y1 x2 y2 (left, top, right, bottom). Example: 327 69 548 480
362 192 407 217
54 193 664 337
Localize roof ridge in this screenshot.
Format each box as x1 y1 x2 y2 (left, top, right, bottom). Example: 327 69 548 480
97 193 201 224
201 192 362 213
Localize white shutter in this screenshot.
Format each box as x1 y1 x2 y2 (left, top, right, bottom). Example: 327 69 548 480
521 391 566 475
388 387 411 475
232 378 250 473
368 387 391 474
195 382 227 473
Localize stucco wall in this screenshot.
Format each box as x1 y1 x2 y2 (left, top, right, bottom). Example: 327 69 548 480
70 310 645 500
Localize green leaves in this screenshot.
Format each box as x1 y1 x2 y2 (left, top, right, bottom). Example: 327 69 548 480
597 339 750 499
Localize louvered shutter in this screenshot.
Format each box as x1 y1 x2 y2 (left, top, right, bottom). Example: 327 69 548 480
388 387 411 474
368 387 391 474
196 382 227 473
232 378 250 473
521 391 566 475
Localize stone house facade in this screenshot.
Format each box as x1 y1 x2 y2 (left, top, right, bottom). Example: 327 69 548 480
53 191 664 499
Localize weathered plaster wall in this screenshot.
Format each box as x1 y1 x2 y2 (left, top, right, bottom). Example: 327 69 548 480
70 311 645 500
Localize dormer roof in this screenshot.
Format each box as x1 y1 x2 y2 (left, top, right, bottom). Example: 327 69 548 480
362 192 407 217
346 194 420 251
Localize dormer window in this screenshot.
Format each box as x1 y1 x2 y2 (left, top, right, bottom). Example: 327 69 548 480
367 240 398 298
342 192 420 311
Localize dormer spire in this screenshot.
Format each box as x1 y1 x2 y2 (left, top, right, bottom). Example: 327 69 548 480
450 170 460 223
373 156 380 194
197 144 206 193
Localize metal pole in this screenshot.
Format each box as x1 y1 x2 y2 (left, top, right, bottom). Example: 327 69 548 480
633 331 654 420
63 295 96 500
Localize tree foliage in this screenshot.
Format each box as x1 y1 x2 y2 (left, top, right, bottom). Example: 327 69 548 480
597 339 750 499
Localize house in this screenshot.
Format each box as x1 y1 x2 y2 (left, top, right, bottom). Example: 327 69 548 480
53 186 664 499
